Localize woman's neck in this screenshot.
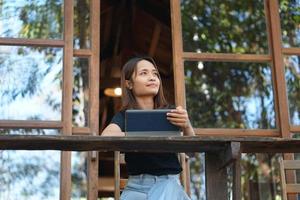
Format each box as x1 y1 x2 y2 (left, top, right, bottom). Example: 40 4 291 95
135 96 154 109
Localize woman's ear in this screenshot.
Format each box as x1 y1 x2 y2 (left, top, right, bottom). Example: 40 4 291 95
125 80 133 89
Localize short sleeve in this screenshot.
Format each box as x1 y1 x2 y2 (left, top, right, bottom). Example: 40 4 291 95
110 111 125 132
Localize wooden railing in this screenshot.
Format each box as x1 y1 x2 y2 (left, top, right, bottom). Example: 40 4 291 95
0 135 300 200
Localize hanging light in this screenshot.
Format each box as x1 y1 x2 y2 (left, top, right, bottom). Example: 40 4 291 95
104 87 122 97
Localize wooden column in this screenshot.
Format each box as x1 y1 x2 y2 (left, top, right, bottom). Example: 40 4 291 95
87 0 100 199
206 142 241 200
205 152 228 199
268 1 296 199
61 0 73 199
170 0 190 193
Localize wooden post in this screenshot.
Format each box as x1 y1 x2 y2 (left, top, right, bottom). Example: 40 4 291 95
206 142 241 200
205 152 228 199
87 0 100 199
61 0 73 199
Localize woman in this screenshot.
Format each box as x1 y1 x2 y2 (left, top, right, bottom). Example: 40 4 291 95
102 56 194 200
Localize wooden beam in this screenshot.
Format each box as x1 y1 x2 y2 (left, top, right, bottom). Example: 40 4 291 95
282 48 300 55
194 128 279 137
148 23 162 57
72 127 91 135
170 0 186 108
0 135 299 153
182 52 271 62
268 0 290 138
74 49 92 57
0 38 64 47
61 0 73 199
87 0 100 199
0 120 62 129
290 126 300 132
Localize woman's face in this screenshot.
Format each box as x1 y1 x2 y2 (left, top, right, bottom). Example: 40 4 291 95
129 60 160 97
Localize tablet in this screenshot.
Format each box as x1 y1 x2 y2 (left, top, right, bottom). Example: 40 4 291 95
125 109 181 136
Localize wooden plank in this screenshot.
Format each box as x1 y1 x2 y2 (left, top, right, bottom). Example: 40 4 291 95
87 0 100 199
0 120 62 129
282 48 300 55
232 154 241 200
280 158 288 200
194 128 279 137
290 126 300 132
0 38 64 47
286 184 300 193
182 52 271 62
283 160 300 169
72 127 91 135
205 152 228 199
170 0 186 108
61 0 73 199
283 153 298 200
0 135 299 153
73 49 92 57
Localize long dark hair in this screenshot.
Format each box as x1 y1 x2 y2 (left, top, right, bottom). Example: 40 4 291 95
120 56 168 110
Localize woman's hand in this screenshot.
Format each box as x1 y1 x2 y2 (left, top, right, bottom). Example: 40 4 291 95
167 106 195 136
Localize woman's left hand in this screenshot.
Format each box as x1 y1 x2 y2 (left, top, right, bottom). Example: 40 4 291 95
166 106 191 129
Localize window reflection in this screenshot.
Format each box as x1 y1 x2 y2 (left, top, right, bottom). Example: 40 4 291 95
284 56 300 126
74 0 91 49
0 0 63 39
185 61 276 129
73 57 89 127
280 0 300 48
181 0 268 54
0 46 63 121
0 150 60 200
71 152 87 199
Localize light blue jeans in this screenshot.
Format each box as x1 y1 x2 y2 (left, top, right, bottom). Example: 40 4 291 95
120 174 191 200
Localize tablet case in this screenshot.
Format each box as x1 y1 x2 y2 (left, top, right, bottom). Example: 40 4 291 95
125 109 181 136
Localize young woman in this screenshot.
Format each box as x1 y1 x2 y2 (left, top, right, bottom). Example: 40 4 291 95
102 56 194 200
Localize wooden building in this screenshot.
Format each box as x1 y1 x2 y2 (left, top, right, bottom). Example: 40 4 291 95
0 0 300 199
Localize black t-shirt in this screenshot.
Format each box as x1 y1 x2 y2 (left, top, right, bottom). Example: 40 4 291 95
111 110 182 175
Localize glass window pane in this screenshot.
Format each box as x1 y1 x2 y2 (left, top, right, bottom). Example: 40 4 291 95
0 150 60 199
181 0 268 54
73 57 89 127
241 153 282 200
280 0 300 47
0 46 63 121
185 61 276 129
74 0 91 49
0 129 60 135
284 55 300 126
71 152 87 199
0 0 63 39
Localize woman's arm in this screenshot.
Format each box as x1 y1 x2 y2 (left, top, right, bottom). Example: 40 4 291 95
167 106 195 136
101 123 125 136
